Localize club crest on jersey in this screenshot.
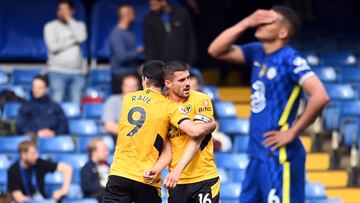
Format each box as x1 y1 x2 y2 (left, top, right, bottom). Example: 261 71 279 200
179 105 192 114
266 67 277 80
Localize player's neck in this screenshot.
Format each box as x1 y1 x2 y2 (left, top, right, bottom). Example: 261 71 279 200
147 86 163 94
168 93 185 103
262 40 287 55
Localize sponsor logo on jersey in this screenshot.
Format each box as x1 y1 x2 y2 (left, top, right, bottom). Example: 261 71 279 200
199 107 211 113
266 67 277 80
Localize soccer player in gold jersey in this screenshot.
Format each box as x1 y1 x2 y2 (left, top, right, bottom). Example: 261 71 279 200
102 60 217 203
145 61 220 203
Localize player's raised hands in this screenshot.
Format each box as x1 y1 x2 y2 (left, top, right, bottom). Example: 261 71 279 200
242 9 277 28
163 170 181 189
263 128 296 151
143 169 160 184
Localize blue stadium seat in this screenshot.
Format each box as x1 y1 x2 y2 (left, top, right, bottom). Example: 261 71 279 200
233 136 249 153
302 38 338 52
202 86 220 101
45 172 83 199
91 0 148 59
24 200 56 203
339 38 360 52
338 101 360 148
83 103 104 119
313 67 338 83
0 0 87 60
2 102 21 120
215 153 249 170
217 168 229 183
320 52 357 67
339 68 360 83
62 199 98 203
307 199 342 203
322 102 342 132
214 102 237 119
69 119 99 136
305 182 327 199
219 118 249 135
230 169 246 183
77 135 115 153
0 135 31 153
301 52 320 66
220 182 242 202
0 70 8 84
72 169 81 184
37 136 75 154
0 155 11 170
0 170 7 193
83 86 108 99
54 154 88 170
89 69 111 87
11 69 43 87
61 102 81 119
324 84 356 101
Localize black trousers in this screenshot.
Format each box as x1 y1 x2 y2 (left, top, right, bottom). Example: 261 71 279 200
102 175 162 203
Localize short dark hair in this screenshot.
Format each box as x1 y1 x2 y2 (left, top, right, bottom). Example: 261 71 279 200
272 5 301 36
33 74 49 87
164 61 190 80
58 0 74 9
18 140 36 154
141 60 165 88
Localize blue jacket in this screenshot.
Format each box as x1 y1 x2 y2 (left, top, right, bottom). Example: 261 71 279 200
16 95 68 134
80 161 105 196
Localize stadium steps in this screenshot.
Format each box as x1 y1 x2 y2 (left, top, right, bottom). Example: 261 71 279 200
307 171 349 188
218 87 251 103
306 153 330 171
300 136 312 153
326 188 360 203
235 104 251 119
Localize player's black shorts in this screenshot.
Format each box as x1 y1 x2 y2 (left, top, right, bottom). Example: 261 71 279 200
168 177 220 203
102 175 162 203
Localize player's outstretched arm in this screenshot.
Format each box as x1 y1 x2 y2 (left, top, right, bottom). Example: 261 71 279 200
144 138 172 184
163 136 204 189
264 76 329 150
208 9 276 63
179 119 217 138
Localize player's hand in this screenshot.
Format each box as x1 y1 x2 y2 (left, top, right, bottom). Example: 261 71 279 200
263 129 296 151
163 170 181 189
143 169 160 184
242 9 277 28
52 189 65 201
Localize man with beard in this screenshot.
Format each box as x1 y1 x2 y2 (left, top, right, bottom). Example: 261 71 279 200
7 141 72 202
144 61 219 203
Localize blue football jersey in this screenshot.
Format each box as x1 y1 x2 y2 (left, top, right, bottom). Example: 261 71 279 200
240 42 315 161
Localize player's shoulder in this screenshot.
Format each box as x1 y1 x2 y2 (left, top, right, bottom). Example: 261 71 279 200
282 46 308 66
190 90 211 101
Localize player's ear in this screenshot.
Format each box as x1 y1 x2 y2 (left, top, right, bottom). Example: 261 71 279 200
278 27 289 40
164 79 172 88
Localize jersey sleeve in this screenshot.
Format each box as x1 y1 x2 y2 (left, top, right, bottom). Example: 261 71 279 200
169 102 190 128
194 94 214 123
288 53 315 86
239 42 262 65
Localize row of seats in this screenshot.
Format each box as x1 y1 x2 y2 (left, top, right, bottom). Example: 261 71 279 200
1 102 104 120
293 37 360 52
302 51 359 67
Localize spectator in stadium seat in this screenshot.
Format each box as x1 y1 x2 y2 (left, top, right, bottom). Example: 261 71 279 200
80 139 110 203
102 74 140 139
7 141 72 202
16 75 69 137
44 0 87 105
143 0 197 65
109 4 141 94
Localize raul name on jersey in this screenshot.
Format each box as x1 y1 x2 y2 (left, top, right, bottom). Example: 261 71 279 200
131 95 151 104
